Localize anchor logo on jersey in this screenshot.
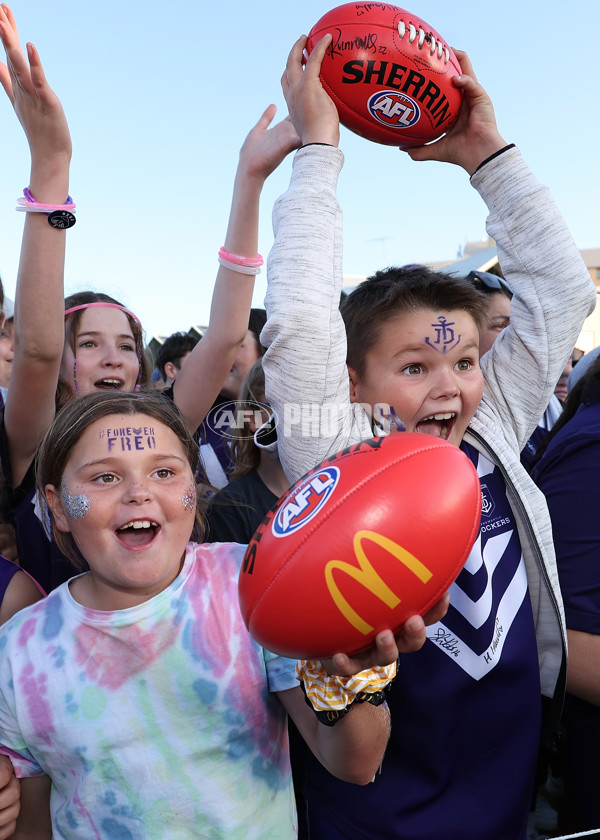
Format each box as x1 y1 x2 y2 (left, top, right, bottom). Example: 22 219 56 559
480 484 496 518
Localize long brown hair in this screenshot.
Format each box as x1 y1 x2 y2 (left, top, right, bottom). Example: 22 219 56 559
230 358 268 480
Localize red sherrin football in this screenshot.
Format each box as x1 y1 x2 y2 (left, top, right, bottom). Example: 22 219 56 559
239 433 481 659
306 3 463 147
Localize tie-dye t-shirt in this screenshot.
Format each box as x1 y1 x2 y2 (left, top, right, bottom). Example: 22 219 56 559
0 541 299 839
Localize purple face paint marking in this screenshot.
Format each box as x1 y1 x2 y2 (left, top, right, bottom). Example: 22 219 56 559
61 481 91 519
424 315 461 354
180 483 196 512
100 426 157 452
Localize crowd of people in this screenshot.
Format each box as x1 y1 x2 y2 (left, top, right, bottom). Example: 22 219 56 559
0 4 598 839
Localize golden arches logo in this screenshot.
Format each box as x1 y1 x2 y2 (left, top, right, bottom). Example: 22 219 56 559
324 530 433 634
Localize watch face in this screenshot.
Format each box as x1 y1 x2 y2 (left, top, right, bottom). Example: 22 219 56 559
47 210 76 229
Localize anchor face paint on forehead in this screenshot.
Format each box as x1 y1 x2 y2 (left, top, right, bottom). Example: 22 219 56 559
425 315 462 354
61 481 91 519
98 425 157 452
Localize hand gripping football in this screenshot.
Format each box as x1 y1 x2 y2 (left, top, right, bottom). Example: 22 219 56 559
239 433 481 659
306 3 463 147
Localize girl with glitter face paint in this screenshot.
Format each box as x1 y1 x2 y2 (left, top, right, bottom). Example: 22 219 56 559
0 389 421 839
0 5 300 592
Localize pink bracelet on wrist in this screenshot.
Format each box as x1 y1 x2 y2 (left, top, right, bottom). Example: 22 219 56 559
218 247 263 267
16 187 76 229
218 246 263 275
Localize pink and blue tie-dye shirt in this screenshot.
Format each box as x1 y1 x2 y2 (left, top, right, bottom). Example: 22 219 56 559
0 541 299 839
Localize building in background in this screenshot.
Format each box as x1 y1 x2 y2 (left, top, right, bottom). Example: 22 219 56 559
145 245 600 360
341 239 600 352
146 325 207 369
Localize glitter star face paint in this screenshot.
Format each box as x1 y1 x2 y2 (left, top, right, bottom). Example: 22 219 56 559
180 483 196 512
61 481 91 519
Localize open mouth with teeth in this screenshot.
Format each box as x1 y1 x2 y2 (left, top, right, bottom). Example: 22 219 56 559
415 412 456 441
95 378 123 390
116 519 160 548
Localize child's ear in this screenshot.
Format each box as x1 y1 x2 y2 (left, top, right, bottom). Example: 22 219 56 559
348 366 360 403
45 484 71 534
164 361 177 382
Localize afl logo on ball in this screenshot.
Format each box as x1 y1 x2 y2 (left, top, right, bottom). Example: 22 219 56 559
272 467 340 538
368 90 420 129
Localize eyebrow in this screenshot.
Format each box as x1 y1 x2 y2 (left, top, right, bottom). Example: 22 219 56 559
76 453 188 471
391 344 430 359
77 330 135 340
391 339 481 359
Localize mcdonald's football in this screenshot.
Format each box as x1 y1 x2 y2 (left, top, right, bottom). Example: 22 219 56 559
306 3 463 147
238 433 481 659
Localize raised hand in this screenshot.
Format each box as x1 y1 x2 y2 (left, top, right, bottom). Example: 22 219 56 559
405 49 507 175
281 34 340 147
0 3 70 199
237 103 301 183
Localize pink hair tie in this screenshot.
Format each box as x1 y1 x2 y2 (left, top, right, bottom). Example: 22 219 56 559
63 301 141 323
218 246 263 275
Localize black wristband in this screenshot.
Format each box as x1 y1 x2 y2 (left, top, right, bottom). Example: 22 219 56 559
472 144 516 176
300 142 336 149
300 680 392 727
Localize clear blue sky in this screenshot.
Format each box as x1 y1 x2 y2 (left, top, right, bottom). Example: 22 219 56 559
0 0 598 339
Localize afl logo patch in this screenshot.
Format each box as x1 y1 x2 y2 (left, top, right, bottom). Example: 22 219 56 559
368 90 420 130
272 467 340 538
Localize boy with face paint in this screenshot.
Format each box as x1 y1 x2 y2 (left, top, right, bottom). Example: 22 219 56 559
260 35 597 840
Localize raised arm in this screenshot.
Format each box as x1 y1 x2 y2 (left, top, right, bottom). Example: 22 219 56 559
0 4 71 488
262 36 372 484
172 105 300 432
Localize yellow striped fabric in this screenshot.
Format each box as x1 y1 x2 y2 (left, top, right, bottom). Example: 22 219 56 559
296 659 397 712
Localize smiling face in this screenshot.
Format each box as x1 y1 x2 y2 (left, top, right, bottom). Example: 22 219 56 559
46 413 197 610
60 306 140 396
349 308 484 446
